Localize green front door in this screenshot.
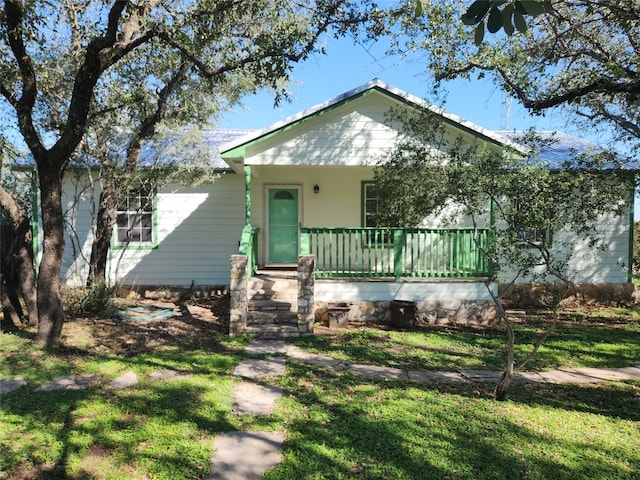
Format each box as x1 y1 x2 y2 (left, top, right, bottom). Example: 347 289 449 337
268 187 299 264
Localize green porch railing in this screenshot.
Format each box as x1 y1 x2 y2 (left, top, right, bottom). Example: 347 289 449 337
300 227 492 280
238 225 260 279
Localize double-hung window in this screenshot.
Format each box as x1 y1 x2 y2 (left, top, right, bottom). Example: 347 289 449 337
362 182 379 229
361 181 391 245
114 187 156 248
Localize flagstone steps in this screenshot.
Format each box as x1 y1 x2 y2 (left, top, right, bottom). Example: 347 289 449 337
246 272 301 338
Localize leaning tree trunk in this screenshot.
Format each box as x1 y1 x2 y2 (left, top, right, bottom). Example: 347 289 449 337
0 225 24 323
486 279 516 401
0 190 38 326
16 243 38 327
495 314 516 401
1 273 23 328
87 186 117 286
13 216 38 326
34 167 66 346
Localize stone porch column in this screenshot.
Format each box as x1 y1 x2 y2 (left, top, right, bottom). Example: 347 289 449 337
229 255 248 336
297 255 315 335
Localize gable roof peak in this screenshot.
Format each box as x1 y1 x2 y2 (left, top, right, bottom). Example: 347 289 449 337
219 80 527 161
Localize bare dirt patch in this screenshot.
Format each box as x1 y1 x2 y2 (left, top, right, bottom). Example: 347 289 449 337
61 293 231 355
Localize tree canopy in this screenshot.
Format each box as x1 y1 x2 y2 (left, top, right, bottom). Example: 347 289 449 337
385 0 640 152
373 108 633 398
0 0 376 344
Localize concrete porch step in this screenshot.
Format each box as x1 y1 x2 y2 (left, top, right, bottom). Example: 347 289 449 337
249 293 298 303
249 276 297 296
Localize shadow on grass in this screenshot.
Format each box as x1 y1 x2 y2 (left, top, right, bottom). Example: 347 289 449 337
0 376 240 479
294 328 508 371
295 321 640 372
272 361 639 480
0 306 249 479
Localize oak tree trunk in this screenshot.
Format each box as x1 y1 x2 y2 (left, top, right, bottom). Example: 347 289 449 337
17 242 38 327
12 216 38 326
0 225 24 324
495 313 516 401
87 187 116 286
0 195 38 327
34 166 66 346
1 274 23 328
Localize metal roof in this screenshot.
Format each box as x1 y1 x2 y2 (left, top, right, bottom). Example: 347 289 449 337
497 131 634 170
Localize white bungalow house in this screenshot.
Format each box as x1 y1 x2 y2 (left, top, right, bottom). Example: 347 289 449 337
46 79 634 337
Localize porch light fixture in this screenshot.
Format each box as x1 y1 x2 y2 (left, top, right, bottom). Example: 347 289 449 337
313 184 320 194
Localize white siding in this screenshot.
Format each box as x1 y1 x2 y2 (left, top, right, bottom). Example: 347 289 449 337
504 209 631 284
61 172 101 285
315 280 494 302
59 172 244 287
245 99 398 167
107 175 244 286
242 93 501 168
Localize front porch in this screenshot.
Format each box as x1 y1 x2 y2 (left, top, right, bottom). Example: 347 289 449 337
230 226 497 338
239 225 492 281
300 227 492 280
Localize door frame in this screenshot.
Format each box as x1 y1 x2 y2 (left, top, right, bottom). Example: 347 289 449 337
264 184 303 266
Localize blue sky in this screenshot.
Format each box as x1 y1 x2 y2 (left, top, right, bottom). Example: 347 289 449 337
219 35 598 142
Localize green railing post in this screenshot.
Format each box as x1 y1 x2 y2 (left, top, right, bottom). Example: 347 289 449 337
238 225 259 279
393 228 405 281
300 228 310 255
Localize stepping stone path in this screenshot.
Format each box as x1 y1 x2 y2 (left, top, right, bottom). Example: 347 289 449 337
211 340 640 479
3 338 640 479
209 341 289 480
107 371 139 390
34 373 102 391
0 377 27 395
232 358 286 379
233 382 283 416
0 369 186 394
207 431 285 480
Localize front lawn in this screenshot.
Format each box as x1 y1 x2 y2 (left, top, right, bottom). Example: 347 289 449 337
1 303 638 479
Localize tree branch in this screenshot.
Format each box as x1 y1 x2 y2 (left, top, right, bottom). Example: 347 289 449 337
3 0 47 159
51 1 157 165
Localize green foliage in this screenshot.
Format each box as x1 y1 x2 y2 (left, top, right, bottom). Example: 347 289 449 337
388 1 640 153
375 108 632 286
1 0 381 342
373 106 633 397
372 108 451 226
1 166 33 221
460 0 553 44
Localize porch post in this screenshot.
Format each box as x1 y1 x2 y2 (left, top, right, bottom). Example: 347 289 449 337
244 165 251 225
229 255 248 336
393 228 406 281
297 255 315 335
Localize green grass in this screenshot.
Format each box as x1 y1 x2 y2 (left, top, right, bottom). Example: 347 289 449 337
1 307 639 479
270 364 639 480
294 313 640 372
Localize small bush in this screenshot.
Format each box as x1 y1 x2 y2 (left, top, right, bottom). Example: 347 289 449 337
62 283 118 316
